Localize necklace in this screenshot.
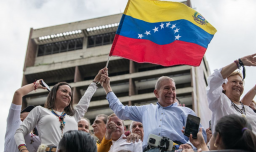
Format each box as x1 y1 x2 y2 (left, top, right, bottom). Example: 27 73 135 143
51 109 66 136
231 101 246 116
30 133 35 144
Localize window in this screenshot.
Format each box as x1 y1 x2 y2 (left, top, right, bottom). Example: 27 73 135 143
87 32 116 48
37 38 83 57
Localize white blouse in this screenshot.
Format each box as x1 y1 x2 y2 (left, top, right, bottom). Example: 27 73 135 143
207 68 256 135
109 134 142 152
15 83 97 147
4 103 40 152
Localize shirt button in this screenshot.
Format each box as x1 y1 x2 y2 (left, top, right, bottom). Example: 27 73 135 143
162 113 163 115
159 125 161 127
159 133 160 135
160 119 162 121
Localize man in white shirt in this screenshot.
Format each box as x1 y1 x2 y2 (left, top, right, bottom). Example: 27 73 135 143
106 113 142 152
130 121 144 141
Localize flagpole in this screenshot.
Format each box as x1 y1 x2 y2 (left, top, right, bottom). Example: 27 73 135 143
105 56 110 68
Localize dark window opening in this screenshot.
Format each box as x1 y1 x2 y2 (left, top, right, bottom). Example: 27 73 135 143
87 32 116 48
37 38 83 57
95 35 103 46
38 46 45 56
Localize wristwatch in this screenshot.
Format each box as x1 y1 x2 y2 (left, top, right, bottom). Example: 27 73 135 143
93 81 101 87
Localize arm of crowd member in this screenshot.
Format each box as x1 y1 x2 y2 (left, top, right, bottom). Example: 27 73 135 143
74 68 107 121
14 106 42 152
12 80 46 105
206 128 212 144
221 53 256 79
123 133 141 143
105 121 117 140
241 85 256 106
100 73 146 122
188 128 209 151
5 80 45 150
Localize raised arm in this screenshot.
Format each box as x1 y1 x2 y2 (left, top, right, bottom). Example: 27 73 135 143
221 53 256 79
74 68 108 121
241 85 256 106
12 80 46 105
100 73 146 122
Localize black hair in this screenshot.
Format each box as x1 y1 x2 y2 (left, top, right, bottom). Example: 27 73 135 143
214 114 256 151
58 130 97 152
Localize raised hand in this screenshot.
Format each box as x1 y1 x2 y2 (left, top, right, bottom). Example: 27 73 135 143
240 53 256 66
188 128 208 151
94 67 108 83
100 74 112 94
123 133 141 143
36 79 47 90
105 121 117 140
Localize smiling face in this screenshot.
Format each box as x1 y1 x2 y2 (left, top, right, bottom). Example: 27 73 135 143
223 75 244 100
131 121 144 139
154 78 176 107
55 85 72 108
78 119 90 133
109 116 124 141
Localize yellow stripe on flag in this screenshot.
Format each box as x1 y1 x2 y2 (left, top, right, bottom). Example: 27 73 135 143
124 0 217 35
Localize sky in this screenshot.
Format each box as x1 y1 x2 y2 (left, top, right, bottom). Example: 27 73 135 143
0 0 256 150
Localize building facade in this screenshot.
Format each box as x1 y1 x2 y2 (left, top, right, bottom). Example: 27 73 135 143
21 1 212 130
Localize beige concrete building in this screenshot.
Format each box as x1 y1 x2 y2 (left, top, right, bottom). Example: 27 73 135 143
21 1 212 129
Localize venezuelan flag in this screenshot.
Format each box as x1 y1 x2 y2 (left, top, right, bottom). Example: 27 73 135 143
109 0 217 66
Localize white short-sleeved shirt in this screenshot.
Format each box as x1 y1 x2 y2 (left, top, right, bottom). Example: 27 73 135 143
4 103 40 152
14 83 97 147
109 134 142 152
207 68 256 134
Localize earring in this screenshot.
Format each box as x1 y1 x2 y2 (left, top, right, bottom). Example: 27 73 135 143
214 143 217 148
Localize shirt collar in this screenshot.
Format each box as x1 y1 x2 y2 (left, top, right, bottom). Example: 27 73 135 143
112 134 126 144
157 102 178 108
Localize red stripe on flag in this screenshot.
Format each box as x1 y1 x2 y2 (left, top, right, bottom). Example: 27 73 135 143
110 35 206 66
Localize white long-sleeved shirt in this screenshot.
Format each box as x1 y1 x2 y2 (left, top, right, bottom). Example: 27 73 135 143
109 134 142 152
4 103 40 152
207 68 256 134
14 83 97 147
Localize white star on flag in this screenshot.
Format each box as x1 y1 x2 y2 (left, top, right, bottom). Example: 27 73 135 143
175 34 181 40
145 31 151 35
174 28 180 33
160 23 164 29
153 27 158 33
138 34 143 39
166 22 171 27
171 24 176 29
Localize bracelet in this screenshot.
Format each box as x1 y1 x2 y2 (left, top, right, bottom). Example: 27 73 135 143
93 81 101 87
33 80 37 90
234 60 240 69
238 58 246 80
18 144 27 151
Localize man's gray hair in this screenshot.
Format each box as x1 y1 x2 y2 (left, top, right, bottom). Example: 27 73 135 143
155 76 175 90
129 121 143 132
96 114 108 124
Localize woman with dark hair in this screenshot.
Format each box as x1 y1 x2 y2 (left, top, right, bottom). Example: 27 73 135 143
15 68 107 152
58 130 97 152
207 53 256 135
189 114 256 151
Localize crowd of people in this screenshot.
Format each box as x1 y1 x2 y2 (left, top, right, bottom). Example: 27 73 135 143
4 53 256 152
